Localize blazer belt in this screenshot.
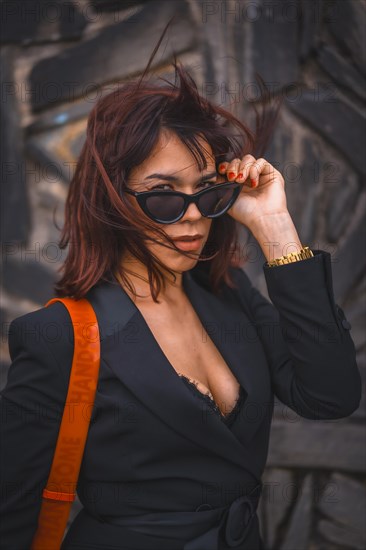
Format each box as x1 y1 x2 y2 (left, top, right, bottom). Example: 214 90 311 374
102 482 262 549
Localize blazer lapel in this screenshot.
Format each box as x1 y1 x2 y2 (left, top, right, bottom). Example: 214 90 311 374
182 270 273 447
86 269 271 479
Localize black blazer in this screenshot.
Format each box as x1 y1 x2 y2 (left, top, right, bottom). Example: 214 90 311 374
0 249 361 550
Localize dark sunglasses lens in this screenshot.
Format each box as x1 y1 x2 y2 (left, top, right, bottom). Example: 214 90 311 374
145 195 185 222
198 185 236 216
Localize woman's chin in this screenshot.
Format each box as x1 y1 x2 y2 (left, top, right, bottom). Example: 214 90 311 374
150 241 206 271
161 252 201 274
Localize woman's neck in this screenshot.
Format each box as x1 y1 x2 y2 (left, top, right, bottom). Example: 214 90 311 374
115 255 185 304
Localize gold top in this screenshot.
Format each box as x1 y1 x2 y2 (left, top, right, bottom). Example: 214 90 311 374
266 246 314 267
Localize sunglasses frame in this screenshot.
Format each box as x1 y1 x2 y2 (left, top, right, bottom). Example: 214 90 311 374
123 180 242 224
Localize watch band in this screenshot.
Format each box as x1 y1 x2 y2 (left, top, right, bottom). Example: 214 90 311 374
266 246 314 267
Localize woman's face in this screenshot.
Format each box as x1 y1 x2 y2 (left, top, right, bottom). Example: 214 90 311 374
125 129 221 275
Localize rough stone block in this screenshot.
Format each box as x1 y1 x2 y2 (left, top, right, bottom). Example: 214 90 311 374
29 0 196 111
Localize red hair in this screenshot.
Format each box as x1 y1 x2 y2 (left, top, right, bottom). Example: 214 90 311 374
54 21 282 302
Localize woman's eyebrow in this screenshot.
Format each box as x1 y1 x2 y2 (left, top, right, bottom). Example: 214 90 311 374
144 171 218 184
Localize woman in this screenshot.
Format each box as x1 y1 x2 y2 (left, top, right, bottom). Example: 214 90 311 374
1 33 362 550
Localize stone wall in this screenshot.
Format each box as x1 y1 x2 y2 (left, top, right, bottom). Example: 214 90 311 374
1 1 365 548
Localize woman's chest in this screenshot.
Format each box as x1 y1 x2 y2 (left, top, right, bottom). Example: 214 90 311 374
137 301 242 414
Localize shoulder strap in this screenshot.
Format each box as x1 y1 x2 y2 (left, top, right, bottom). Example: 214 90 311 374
31 297 100 550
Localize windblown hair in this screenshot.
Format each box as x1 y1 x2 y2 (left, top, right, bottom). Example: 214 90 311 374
54 20 283 302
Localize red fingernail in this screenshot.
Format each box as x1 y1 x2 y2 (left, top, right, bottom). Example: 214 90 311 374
238 173 243 179
251 179 256 187
219 163 226 171
228 172 236 180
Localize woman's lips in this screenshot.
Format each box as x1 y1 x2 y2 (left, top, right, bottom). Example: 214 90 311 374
173 237 204 251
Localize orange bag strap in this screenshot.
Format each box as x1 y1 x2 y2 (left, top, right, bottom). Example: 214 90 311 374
30 297 100 550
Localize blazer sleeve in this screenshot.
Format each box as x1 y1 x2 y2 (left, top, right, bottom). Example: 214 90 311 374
232 249 362 420
0 303 72 549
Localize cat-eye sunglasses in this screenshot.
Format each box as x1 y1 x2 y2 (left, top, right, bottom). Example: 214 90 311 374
123 180 241 224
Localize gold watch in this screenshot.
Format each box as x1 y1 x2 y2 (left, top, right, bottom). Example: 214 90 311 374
266 246 314 267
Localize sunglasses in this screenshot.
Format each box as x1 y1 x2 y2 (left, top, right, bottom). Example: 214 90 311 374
123 180 241 224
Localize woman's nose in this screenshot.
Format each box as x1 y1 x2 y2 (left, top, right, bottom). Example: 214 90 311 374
181 201 203 221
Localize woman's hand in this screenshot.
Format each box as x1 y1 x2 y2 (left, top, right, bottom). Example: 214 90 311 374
218 154 289 231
